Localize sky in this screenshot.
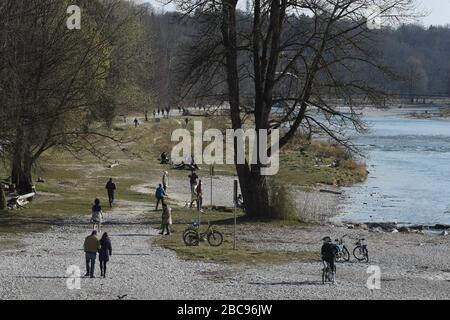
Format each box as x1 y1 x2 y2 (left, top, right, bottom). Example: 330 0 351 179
142 0 450 27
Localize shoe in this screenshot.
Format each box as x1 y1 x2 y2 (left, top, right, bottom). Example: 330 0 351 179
165 233 171 235
90 275 95 279
84 273 89 277
159 232 163 235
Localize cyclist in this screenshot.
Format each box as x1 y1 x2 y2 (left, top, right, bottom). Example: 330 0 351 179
321 236 338 284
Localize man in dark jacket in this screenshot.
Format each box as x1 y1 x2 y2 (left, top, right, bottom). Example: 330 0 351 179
321 236 338 284
83 230 101 278
155 184 167 211
105 178 116 208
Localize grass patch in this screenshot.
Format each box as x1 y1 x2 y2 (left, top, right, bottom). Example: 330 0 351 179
147 207 319 265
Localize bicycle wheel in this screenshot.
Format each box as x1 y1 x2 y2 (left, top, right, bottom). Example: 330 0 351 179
353 246 368 262
183 230 199 246
341 246 350 262
207 231 223 247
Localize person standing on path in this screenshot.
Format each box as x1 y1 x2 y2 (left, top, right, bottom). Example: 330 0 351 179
155 184 167 211
196 180 203 212
83 230 101 278
162 171 169 192
105 178 116 208
134 118 139 128
91 199 103 232
159 204 172 235
99 232 112 278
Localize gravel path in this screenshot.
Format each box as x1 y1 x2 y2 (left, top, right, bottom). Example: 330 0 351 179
0 191 449 300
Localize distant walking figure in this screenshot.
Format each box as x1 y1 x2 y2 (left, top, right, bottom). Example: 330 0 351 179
134 118 139 128
159 204 172 235
84 230 100 278
162 171 169 192
99 232 112 278
105 178 116 208
155 184 167 211
91 199 103 232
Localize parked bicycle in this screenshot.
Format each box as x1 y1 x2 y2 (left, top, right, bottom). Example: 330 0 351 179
183 221 223 247
334 235 350 262
353 238 369 262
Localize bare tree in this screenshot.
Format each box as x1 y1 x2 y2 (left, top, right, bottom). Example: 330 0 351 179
172 0 417 219
0 0 149 193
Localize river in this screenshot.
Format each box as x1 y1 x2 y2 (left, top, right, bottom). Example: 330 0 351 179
337 112 450 225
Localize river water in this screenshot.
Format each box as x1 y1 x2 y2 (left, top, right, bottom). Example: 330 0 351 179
337 113 450 225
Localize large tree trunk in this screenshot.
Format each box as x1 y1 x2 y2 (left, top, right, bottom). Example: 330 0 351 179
221 1 272 220
11 127 34 195
11 160 33 195
235 162 272 219
0 184 6 210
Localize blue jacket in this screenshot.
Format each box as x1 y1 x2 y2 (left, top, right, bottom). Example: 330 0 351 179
155 187 167 199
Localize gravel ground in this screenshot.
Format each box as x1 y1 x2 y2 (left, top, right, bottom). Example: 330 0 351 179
0 184 449 300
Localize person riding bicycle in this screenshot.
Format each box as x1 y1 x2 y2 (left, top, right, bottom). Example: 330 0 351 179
321 236 338 284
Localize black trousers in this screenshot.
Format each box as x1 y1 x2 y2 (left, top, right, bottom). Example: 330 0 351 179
100 260 108 276
155 197 165 210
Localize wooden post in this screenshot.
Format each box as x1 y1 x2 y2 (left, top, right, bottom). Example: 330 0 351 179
233 180 238 250
210 165 214 207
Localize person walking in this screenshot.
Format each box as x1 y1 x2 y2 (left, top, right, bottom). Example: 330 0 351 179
98 232 112 278
321 236 338 284
162 171 169 192
159 204 172 235
134 118 139 128
155 184 167 211
105 178 116 208
91 199 103 232
83 230 101 278
190 180 198 209
196 180 203 212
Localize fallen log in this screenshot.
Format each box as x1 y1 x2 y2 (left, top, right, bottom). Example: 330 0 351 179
319 189 342 195
7 192 35 210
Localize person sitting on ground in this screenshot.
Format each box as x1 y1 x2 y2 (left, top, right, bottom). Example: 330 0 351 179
159 204 172 235
160 152 169 164
237 194 244 209
321 236 338 284
330 159 340 168
173 161 185 170
155 184 167 211
83 230 101 278
91 199 103 232
98 232 112 278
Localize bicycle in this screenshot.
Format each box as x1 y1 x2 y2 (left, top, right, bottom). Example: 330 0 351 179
321 260 336 285
334 235 350 262
183 221 223 247
353 238 369 262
